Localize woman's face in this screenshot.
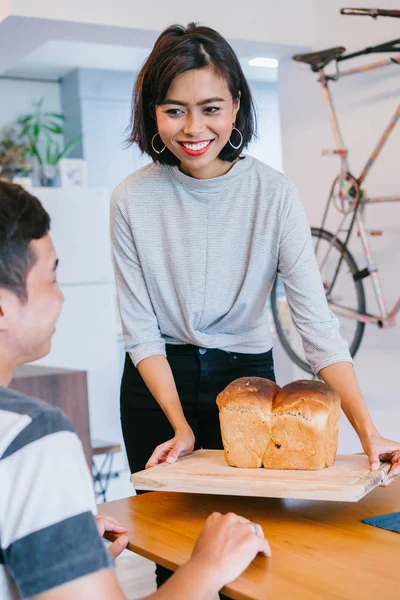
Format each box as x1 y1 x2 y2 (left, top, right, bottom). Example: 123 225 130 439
155 67 240 179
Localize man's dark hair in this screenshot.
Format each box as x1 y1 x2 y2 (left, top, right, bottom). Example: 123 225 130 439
129 22 257 165
0 181 50 301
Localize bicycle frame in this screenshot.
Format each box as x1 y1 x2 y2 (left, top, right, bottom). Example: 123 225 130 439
317 54 400 328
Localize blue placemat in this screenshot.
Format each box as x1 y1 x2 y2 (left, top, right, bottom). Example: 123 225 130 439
363 512 400 533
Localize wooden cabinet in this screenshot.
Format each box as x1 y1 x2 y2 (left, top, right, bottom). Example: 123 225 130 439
10 365 92 466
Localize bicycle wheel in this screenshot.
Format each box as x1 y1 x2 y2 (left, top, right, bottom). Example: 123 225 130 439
270 227 366 375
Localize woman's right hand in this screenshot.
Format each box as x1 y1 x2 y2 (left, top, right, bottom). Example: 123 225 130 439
145 426 195 469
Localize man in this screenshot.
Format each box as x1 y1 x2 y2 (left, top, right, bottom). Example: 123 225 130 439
0 181 270 600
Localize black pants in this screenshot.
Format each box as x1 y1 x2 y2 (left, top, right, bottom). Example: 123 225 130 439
120 344 275 593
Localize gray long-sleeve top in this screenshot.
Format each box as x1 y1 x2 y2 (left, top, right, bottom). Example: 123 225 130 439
111 155 351 373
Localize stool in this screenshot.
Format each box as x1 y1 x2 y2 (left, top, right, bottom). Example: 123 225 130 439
92 439 121 502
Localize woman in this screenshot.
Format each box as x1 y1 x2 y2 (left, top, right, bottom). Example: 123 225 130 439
111 23 400 486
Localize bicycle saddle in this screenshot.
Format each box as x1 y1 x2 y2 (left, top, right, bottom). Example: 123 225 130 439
293 47 346 71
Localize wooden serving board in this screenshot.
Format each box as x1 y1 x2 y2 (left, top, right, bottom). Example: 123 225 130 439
131 450 390 502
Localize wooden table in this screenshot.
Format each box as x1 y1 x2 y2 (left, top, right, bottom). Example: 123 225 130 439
99 480 400 600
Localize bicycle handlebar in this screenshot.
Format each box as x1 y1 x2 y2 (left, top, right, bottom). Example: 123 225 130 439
341 7 400 18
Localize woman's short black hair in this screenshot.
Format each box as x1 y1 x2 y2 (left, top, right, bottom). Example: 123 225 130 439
128 23 257 165
0 181 50 301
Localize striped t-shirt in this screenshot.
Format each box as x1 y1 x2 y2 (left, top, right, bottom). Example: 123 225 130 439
111 155 351 373
0 387 112 599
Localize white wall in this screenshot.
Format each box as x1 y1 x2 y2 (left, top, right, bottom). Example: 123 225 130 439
0 1 10 22
247 80 283 172
280 0 400 219
279 0 400 451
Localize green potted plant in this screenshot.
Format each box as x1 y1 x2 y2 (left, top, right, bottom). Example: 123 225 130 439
18 98 81 186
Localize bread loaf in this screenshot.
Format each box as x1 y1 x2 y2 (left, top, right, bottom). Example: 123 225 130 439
216 377 280 468
216 377 340 470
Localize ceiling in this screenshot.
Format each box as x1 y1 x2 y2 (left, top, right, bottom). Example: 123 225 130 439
4 39 278 83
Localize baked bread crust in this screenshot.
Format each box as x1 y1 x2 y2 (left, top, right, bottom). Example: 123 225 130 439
216 377 280 468
216 378 341 470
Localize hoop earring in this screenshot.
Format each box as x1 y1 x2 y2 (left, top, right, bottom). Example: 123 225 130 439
151 132 166 154
228 126 243 150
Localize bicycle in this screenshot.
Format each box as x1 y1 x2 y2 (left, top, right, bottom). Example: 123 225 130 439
271 7 400 375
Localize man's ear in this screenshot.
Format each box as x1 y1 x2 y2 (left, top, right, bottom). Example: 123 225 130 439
0 292 7 331
0 289 17 331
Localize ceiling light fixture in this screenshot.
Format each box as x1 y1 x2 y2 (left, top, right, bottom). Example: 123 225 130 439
249 57 278 68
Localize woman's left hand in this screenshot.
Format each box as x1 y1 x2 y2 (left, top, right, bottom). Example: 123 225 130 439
361 433 400 486
145 426 195 469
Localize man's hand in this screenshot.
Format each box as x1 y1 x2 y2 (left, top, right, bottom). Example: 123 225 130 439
96 515 128 559
190 512 271 589
362 434 400 486
146 426 195 468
